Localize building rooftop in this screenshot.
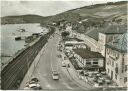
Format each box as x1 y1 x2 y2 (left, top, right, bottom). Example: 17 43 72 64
86 24 127 41
63 38 84 42
65 43 74 46
73 48 104 59
100 24 127 34
106 33 128 53
86 28 99 41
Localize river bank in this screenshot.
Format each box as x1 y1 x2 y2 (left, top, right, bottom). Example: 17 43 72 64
1 23 49 70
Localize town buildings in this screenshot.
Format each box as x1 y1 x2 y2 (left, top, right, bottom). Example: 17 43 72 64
63 38 88 50
105 33 128 87
65 43 87 50
97 25 127 56
62 21 127 87
72 48 104 71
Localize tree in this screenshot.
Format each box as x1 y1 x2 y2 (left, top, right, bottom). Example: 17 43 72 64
61 31 70 38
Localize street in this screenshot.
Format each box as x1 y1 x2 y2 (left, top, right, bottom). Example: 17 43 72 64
21 29 87 90
32 30 84 90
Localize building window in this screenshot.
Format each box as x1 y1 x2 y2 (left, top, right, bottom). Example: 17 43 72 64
122 58 124 73
115 52 119 59
125 65 128 72
93 62 98 65
115 67 118 74
116 63 118 67
107 48 110 54
112 61 114 67
122 57 124 64
86 59 89 61
86 62 91 65
115 74 117 80
124 77 127 83
93 59 98 61
107 60 109 65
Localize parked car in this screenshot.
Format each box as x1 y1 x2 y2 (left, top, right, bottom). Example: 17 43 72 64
105 79 111 84
64 56 68 60
52 71 59 80
84 72 89 76
101 71 106 75
94 83 99 87
31 78 39 82
25 78 42 90
98 79 103 85
96 73 102 77
62 61 66 67
29 83 42 90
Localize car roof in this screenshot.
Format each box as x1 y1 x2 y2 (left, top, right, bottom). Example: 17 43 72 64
29 83 40 88
52 71 58 73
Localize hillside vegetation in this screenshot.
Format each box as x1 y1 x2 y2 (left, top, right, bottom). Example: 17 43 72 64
1 14 46 24
1 1 127 28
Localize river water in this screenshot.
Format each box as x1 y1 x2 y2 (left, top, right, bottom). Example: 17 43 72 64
1 23 48 69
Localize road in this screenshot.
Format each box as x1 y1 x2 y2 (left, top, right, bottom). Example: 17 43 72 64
26 30 85 90
19 28 104 91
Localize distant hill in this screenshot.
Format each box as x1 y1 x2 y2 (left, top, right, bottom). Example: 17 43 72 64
63 1 127 33
1 1 127 27
47 1 127 32
1 14 47 24
67 1 127 17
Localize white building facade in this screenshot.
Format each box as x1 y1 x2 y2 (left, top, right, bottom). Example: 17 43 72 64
73 48 104 71
105 33 128 87
97 25 127 57
98 32 123 56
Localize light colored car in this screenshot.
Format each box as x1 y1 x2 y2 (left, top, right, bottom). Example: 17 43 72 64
98 79 103 84
24 78 42 90
101 71 106 75
94 83 99 87
62 61 66 67
52 71 59 80
96 73 102 77
105 79 111 84
30 84 42 90
25 83 42 90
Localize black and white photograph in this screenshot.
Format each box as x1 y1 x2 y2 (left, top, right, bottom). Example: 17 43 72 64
0 0 128 90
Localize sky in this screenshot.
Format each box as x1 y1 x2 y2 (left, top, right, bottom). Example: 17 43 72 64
1 0 125 17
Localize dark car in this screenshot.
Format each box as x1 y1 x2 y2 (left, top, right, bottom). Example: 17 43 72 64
30 85 42 90
31 78 39 82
